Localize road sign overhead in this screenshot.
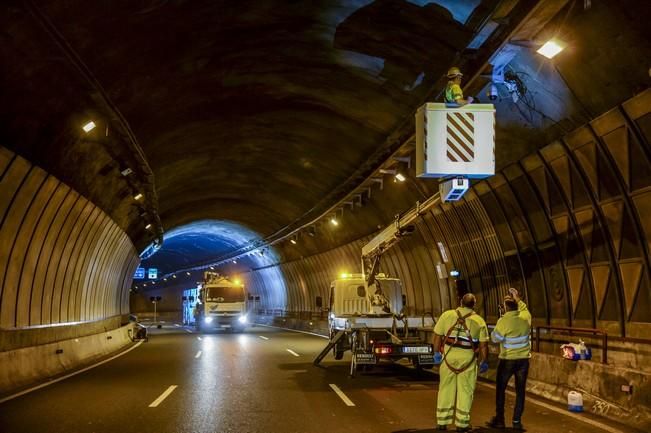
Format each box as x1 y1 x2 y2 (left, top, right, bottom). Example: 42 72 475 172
148 268 158 279
134 268 145 279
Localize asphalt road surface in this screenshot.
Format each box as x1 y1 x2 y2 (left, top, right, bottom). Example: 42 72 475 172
0 325 640 433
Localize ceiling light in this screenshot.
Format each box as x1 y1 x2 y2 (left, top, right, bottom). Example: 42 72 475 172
233 260 237 264
537 38 566 59
82 121 96 133
330 218 339 226
120 167 133 177
395 173 406 182
145 223 152 230
134 193 143 201
172 275 177 279
186 272 191 276
290 239 297 245
210 266 215 270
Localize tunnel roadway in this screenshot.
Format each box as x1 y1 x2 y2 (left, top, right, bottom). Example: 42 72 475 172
0 325 640 433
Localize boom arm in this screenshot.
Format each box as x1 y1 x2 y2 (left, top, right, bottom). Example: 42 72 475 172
361 192 441 283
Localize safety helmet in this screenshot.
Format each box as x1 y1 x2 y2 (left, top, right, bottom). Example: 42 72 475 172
447 66 463 78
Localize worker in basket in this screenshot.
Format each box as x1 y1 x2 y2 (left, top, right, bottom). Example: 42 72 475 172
445 66 473 106
432 293 489 432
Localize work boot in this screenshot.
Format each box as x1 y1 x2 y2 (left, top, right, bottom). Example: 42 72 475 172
486 416 505 428
455 426 472 432
512 420 525 431
436 425 447 431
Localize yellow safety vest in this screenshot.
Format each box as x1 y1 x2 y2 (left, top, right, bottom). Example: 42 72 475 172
491 301 532 360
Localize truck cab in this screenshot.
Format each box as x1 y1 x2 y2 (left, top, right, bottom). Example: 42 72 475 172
195 272 248 332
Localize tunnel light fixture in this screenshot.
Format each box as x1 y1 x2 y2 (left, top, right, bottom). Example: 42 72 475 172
233 260 237 264
134 193 144 201
82 121 96 133
186 272 191 276
330 217 339 227
210 266 215 270
537 38 566 59
290 238 297 245
172 275 177 279
145 223 152 230
395 173 406 182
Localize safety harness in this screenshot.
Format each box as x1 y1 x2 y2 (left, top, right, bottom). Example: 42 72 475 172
440 309 478 374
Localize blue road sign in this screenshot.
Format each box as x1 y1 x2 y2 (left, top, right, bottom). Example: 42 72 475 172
134 267 145 279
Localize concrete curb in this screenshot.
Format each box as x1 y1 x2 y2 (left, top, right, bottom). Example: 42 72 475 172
0 323 136 397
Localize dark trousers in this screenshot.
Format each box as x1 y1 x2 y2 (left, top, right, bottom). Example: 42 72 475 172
495 358 529 422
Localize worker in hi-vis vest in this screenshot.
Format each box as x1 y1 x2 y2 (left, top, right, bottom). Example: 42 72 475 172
444 66 473 106
486 288 532 431
433 293 489 432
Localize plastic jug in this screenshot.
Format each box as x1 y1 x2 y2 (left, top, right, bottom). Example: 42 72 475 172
568 391 583 412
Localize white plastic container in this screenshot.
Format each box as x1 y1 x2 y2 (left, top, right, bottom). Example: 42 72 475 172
568 391 584 412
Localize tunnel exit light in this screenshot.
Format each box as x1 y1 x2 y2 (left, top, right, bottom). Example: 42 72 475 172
82 121 96 133
537 39 566 59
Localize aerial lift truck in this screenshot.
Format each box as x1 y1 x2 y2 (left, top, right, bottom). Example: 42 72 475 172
313 102 495 376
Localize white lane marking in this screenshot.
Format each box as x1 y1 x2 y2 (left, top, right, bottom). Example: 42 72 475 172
174 324 181 327
195 350 202 359
0 341 143 405
197 336 202 341
286 349 300 357
148 385 178 408
479 382 625 433
329 384 355 407
258 335 269 340
256 323 328 339
185 329 193 333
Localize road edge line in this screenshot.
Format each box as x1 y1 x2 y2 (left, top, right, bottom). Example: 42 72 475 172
0 340 143 405
478 382 625 433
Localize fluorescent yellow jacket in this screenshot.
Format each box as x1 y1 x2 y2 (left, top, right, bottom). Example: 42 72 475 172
491 301 532 360
434 307 489 349
445 82 463 104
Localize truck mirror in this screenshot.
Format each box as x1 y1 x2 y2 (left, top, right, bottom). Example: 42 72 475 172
315 296 323 308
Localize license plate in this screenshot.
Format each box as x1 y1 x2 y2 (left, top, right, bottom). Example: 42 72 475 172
355 353 377 364
418 354 436 364
403 346 430 354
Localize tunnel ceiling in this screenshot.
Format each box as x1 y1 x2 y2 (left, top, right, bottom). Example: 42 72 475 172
1 0 650 261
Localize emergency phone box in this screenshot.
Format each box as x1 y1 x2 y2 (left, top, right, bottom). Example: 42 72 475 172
415 103 495 178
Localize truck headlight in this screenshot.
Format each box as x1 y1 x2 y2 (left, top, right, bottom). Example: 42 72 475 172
204 317 213 324
238 315 247 324
329 313 335 319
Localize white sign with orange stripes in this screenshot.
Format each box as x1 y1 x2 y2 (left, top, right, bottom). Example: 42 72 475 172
415 103 495 178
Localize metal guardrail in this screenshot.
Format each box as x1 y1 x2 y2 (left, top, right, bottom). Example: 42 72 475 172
535 325 608 364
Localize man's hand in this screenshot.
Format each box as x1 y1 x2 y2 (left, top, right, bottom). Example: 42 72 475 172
509 288 521 302
479 360 489 374
434 352 443 365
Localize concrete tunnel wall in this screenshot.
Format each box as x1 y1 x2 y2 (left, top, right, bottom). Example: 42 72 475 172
0 144 140 394
244 89 651 340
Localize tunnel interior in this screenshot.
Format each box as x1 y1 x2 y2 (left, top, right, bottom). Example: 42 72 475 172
1 1 651 425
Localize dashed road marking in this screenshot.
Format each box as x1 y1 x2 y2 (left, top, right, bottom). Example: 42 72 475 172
258 335 269 340
174 324 181 327
329 384 355 407
195 351 202 359
148 385 178 408
286 349 300 357
185 329 193 333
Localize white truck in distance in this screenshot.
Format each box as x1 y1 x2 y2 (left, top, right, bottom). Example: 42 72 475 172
195 272 248 332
